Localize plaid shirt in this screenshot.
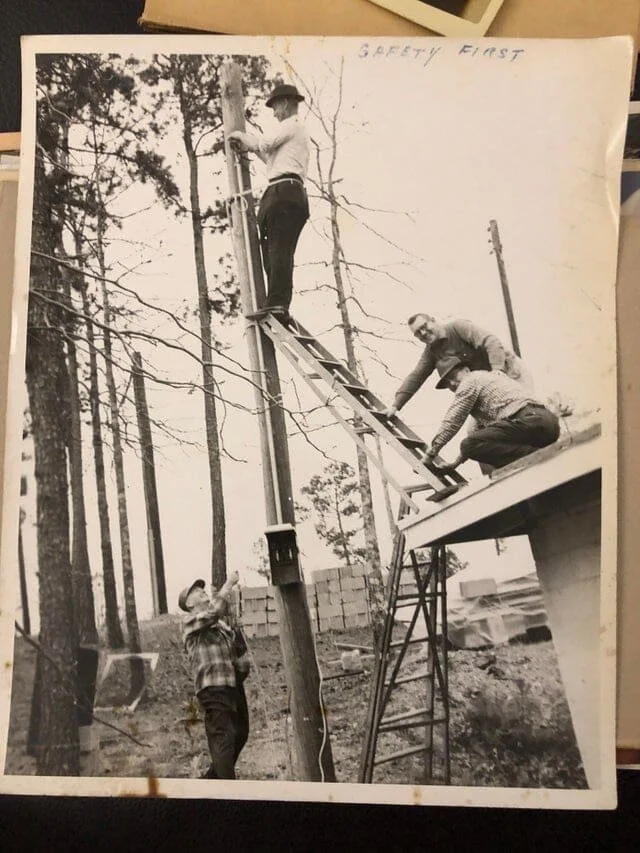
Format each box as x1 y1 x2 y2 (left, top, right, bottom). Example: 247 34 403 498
183 599 237 694
430 370 542 454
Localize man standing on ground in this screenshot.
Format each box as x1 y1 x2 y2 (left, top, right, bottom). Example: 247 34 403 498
382 313 533 418
422 356 559 471
229 82 310 322
179 571 251 780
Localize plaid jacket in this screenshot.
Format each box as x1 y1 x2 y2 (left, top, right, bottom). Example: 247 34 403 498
430 370 542 454
183 600 238 694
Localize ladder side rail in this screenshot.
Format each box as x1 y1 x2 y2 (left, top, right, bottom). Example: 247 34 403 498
379 578 427 715
260 320 458 494
359 527 407 782
269 340 421 511
268 317 467 487
411 551 449 697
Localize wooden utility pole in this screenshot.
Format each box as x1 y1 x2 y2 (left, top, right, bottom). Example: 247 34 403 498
488 219 521 357
221 63 335 783
131 352 167 615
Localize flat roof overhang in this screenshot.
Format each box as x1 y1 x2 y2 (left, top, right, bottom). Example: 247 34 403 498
398 424 602 550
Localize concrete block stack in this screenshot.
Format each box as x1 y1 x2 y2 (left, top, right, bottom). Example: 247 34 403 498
239 585 271 638
238 566 373 638
313 567 345 633
340 564 371 629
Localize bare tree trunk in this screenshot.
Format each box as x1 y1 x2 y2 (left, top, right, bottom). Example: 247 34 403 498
373 432 397 539
96 209 144 699
60 267 98 648
328 191 385 642
132 352 167 615
26 156 79 773
18 512 31 636
78 265 125 649
176 68 227 589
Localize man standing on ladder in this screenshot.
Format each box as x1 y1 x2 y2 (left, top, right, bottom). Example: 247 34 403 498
229 83 310 323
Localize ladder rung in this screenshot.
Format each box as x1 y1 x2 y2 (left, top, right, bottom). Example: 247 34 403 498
379 707 430 726
341 382 369 394
384 669 431 687
293 333 316 342
373 744 430 766
318 358 342 369
378 717 446 734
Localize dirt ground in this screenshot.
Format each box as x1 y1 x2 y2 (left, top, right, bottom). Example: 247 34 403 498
4 615 586 788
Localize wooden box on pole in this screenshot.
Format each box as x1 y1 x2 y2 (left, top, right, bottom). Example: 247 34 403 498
220 62 335 783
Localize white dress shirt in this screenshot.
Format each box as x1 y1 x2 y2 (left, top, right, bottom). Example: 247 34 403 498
244 115 310 181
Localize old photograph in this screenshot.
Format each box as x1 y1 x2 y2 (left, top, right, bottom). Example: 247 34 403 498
0 34 631 807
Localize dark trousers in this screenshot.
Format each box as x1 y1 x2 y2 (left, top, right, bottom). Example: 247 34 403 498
198 683 249 780
258 179 309 311
460 404 560 469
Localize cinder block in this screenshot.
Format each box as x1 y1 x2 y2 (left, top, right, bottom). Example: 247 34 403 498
266 587 276 599
341 590 357 604
242 586 268 600
328 580 342 593
318 604 342 619
255 623 268 638
243 625 257 638
267 623 280 637
342 602 360 617
312 568 336 583
319 619 331 633
350 564 367 577
240 611 265 626
339 565 353 579
343 615 358 629
330 615 345 630
354 613 370 627
459 578 498 599
350 577 366 591
316 592 330 607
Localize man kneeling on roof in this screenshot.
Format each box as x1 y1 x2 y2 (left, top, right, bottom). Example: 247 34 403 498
422 355 560 472
179 570 251 780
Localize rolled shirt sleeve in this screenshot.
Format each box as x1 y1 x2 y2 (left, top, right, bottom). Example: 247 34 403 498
430 376 480 453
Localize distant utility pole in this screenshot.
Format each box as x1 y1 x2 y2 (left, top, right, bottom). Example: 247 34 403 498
221 62 335 783
488 219 521 357
131 352 167 616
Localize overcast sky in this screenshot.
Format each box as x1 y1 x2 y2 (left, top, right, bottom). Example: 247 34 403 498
12 34 629 626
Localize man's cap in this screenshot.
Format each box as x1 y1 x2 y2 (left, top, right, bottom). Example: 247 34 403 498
178 578 205 612
266 83 305 108
435 356 465 390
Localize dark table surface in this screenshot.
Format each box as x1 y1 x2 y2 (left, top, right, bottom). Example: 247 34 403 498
1 0 639 846
1 0 144 133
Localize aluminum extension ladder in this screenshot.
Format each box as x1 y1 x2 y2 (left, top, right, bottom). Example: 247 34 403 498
256 313 466 511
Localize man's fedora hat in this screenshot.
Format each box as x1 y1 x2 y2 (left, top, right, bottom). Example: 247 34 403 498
266 83 305 108
435 356 465 390
178 578 206 612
